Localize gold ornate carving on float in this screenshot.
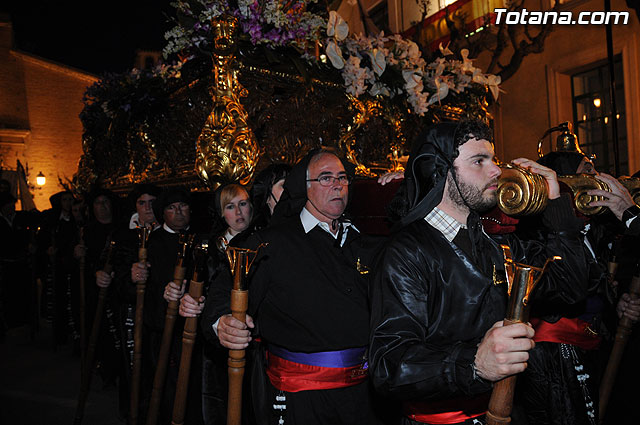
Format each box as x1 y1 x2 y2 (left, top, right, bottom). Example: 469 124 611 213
340 95 409 178
195 15 260 190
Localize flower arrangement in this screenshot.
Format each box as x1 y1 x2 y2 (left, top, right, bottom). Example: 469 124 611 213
163 2 501 116
324 11 501 115
164 0 326 58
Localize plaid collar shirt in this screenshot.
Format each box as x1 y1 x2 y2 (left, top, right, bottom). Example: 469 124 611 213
424 207 466 243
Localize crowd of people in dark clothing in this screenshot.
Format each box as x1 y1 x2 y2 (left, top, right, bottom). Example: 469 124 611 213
1 119 640 425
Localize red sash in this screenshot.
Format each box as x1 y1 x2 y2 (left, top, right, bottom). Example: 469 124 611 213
266 350 368 392
403 393 490 424
531 317 601 351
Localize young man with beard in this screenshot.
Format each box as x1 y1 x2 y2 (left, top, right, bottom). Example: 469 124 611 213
369 120 590 425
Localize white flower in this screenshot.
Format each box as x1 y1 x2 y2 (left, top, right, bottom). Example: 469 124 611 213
439 42 453 56
429 57 446 77
459 49 477 74
402 69 423 90
367 49 386 76
327 11 349 41
369 82 390 97
326 40 345 69
427 81 450 106
485 74 503 100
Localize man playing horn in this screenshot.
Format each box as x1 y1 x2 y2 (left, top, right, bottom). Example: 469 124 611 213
511 149 640 425
369 119 589 425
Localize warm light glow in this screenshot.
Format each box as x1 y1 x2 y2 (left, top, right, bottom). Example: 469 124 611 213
604 117 609 124
36 172 45 186
582 114 587 121
593 98 601 108
616 113 620 119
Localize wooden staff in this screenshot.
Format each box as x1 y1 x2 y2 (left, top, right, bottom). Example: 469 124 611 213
129 225 152 425
78 227 87 368
73 240 116 425
224 244 266 425
599 264 640 422
146 234 194 425
486 247 559 425
49 225 58 350
172 242 209 425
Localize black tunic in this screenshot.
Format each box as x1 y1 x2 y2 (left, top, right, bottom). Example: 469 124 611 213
369 195 589 412
203 215 386 425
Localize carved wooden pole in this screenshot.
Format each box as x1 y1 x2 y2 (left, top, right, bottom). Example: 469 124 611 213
73 240 116 425
599 265 640 422
146 234 194 425
486 247 560 425
129 225 152 425
172 243 209 425
224 244 266 425
78 227 87 369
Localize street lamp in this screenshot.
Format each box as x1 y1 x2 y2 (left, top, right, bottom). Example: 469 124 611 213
36 172 46 186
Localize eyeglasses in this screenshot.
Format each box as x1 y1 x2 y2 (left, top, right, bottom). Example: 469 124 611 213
306 175 352 187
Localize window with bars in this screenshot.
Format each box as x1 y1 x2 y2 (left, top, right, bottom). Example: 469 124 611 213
571 56 627 175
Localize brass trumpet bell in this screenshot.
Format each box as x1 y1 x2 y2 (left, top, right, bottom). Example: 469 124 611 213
497 164 548 217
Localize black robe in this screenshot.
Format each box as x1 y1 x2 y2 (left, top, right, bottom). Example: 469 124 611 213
369 195 589 424
203 215 386 425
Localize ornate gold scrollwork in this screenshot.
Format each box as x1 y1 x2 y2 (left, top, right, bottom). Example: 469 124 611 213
497 164 614 216
195 15 260 190
340 95 406 178
497 163 549 217
557 174 611 216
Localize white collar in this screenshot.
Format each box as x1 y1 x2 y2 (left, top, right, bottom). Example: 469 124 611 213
299 207 358 246
129 213 140 229
224 228 235 245
130 213 160 231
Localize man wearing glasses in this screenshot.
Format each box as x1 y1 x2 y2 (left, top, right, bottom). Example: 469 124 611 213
212 149 385 425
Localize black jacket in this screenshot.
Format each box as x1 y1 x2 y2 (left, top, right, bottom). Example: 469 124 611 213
369 195 589 402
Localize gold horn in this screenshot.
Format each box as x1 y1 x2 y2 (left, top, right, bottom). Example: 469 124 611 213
557 174 610 216
497 164 615 216
497 163 548 217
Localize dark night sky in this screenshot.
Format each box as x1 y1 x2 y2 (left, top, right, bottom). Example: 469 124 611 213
2 0 175 75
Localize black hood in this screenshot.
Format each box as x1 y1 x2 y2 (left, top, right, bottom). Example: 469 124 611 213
396 122 461 229
153 187 191 225
271 149 355 226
